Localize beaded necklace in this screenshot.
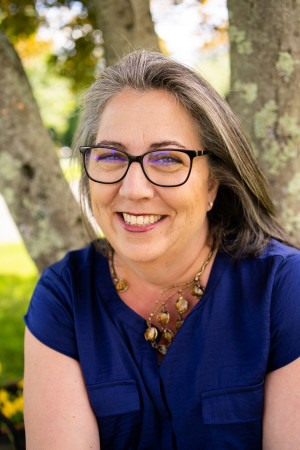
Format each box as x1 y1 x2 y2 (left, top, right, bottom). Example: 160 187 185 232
110 248 213 356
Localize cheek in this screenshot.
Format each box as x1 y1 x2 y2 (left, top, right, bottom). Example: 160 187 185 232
89 184 111 225
89 182 115 206
163 185 207 220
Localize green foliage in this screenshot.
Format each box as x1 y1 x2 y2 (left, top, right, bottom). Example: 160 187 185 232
0 274 36 382
24 51 79 144
46 2 103 92
0 244 37 383
0 0 38 43
1 1 102 92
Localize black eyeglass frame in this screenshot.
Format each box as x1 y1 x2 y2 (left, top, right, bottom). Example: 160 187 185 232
79 146 209 187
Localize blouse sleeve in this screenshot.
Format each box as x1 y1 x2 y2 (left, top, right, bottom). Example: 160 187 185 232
267 254 300 372
24 266 79 360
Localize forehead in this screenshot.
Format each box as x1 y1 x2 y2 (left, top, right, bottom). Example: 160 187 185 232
96 88 200 148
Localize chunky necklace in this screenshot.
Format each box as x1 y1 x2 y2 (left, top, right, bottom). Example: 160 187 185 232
110 254 128 293
110 249 213 356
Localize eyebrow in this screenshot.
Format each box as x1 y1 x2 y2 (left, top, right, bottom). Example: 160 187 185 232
95 140 187 150
95 140 125 149
149 141 186 150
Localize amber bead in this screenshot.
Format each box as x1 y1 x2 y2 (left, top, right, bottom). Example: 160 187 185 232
175 296 188 314
162 328 174 343
156 311 170 325
192 284 204 298
176 319 184 330
116 279 128 292
157 345 168 355
144 326 158 341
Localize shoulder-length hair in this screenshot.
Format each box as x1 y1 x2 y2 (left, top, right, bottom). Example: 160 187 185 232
73 49 294 258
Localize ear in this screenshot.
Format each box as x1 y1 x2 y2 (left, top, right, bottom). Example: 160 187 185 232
207 177 219 211
208 176 219 198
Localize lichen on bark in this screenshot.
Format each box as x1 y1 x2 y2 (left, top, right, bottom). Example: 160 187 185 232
276 51 298 82
0 30 88 272
228 25 253 55
233 81 258 104
228 0 300 242
253 100 277 139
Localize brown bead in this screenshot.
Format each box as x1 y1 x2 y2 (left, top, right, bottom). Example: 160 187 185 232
144 326 158 341
156 311 170 325
175 296 188 314
192 284 205 298
157 345 168 355
176 319 184 330
162 328 174 343
116 279 128 292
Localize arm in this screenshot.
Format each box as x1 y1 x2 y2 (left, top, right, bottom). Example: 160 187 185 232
24 328 100 450
263 357 300 449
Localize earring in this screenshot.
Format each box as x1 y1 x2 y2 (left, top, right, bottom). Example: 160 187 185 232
208 201 213 208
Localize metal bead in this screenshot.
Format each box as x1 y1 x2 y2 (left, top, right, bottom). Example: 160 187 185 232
192 284 205 298
162 328 174 343
156 311 170 325
144 326 158 341
176 319 184 330
116 279 128 292
175 295 188 314
157 345 168 356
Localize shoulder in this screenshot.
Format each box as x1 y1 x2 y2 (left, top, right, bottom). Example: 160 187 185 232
25 242 109 360
236 239 300 276
215 240 300 302
259 239 300 260
43 241 108 283
219 239 300 278
29 241 109 314
258 240 300 283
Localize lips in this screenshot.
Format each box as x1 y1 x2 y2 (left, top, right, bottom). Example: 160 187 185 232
122 213 163 226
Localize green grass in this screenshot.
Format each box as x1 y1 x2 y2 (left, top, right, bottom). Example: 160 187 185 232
0 243 38 384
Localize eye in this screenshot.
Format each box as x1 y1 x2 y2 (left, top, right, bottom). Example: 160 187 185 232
90 148 128 163
148 151 184 166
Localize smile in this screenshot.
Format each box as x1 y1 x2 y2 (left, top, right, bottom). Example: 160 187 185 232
122 213 163 226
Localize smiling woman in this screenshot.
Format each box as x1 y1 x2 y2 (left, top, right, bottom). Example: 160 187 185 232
86 88 216 267
23 50 300 450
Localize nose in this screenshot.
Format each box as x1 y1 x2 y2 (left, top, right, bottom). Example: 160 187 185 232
118 161 155 200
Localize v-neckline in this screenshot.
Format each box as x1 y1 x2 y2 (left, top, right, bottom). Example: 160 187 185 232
97 248 229 336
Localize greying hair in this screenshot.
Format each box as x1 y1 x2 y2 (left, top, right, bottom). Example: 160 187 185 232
73 49 293 257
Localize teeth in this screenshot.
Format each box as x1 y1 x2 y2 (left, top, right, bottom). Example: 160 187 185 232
123 213 162 226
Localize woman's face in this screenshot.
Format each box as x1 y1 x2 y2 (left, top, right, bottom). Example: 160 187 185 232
90 88 218 266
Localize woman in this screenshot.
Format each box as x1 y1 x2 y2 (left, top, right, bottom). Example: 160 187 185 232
24 50 300 449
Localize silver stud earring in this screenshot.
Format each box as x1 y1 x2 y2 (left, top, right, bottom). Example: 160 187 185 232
208 201 213 208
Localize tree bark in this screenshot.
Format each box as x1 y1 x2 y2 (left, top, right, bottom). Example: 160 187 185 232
92 0 159 66
228 0 300 243
0 30 88 272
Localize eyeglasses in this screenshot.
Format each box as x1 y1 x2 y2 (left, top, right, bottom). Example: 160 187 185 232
80 146 208 187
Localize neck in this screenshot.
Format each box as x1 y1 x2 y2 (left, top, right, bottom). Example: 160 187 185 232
112 236 215 292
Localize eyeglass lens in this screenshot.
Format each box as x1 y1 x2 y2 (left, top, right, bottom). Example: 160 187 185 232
85 148 191 186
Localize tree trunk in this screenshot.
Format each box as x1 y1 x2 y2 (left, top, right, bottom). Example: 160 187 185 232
0 30 88 272
228 0 300 243
92 0 159 66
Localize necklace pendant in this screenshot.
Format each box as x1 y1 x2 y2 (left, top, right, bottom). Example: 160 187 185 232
192 284 205 298
175 295 188 314
144 325 158 341
156 310 170 325
176 318 184 330
115 279 128 293
162 328 174 343
156 344 168 356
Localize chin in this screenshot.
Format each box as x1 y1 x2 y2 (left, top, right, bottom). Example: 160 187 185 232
118 246 165 265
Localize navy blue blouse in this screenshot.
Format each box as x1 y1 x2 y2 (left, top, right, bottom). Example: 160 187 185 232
25 240 300 449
